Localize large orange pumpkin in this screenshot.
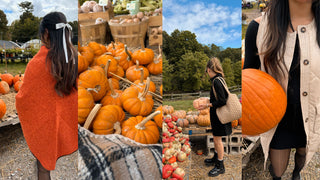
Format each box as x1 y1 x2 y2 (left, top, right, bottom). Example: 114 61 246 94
78 86 95 125
79 68 108 101
92 105 125 135
101 79 123 108
0 99 6 119
120 77 154 116
126 60 149 82
115 45 134 71
0 78 10 95
1 73 13 86
242 69 287 136
132 47 154 65
122 111 160 144
153 106 162 128
197 115 210 127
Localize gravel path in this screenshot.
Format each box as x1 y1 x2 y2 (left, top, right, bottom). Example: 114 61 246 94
0 124 78 180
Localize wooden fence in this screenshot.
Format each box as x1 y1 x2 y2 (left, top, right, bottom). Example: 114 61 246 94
163 85 241 101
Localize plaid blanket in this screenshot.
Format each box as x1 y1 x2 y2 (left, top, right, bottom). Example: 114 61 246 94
78 126 162 180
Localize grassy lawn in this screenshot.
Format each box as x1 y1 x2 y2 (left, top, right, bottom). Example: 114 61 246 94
164 99 196 111
0 60 28 75
242 24 248 39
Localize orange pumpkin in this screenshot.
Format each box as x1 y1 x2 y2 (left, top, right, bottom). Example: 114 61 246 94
238 117 242 126
100 44 107 54
106 41 125 56
115 45 134 71
0 99 6 119
242 69 287 136
160 84 163 96
193 97 209 110
94 56 118 78
147 54 162 75
120 77 154 116
78 53 89 73
14 79 23 92
88 42 104 56
126 60 149 82
186 114 198 124
79 68 108 101
92 105 125 135
163 105 174 115
114 66 125 80
197 115 210 127
121 110 160 144
172 110 187 119
1 73 13 86
78 87 95 124
177 118 189 128
231 120 238 128
132 47 154 65
199 108 209 115
101 79 123 108
79 46 94 65
131 69 156 93
153 106 162 128
0 78 10 95
13 73 24 84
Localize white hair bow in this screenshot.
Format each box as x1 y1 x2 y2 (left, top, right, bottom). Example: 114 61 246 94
56 23 72 63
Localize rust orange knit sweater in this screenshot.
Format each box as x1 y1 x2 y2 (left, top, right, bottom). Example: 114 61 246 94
16 46 77 170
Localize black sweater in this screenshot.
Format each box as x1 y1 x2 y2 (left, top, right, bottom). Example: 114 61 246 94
210 74 228 108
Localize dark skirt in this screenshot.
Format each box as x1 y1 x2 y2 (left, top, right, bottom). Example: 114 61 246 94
210 107 232 136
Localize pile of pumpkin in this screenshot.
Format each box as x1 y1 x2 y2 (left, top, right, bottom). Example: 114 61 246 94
162 112 190 180
78 41 163 144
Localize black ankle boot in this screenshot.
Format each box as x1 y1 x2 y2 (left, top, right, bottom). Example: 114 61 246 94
204 151 218 166
208 159 225 177
292 170 301 180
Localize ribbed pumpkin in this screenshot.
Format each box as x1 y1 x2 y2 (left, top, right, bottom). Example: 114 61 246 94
14 79 23 92
193 97 209 110
88 42 104 56
114 66 125 80
126 60 149 82
131 69 156 93
78 86 95 124
199 108 209 115
92 105 125 135
13 73 24 84
163 105 174 115
172 110 187 119
115 45 134 71
242 69 287 136
79 68 108 101
177 118 189 128
93 55 118 77
132 45 154 65
106 41 125 56
120 77 154 116
197 115 210 127
101 79 123 107
153 106 162 128
1 73 13 86
0 78 10 95
147 54 162 75
121 111 160 144
100 44 107 54
78 53 89 73
0 99 6 119
80 46 94 65
186 114 198 124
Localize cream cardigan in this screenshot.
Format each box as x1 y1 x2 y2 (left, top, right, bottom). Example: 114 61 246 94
256 14 320 169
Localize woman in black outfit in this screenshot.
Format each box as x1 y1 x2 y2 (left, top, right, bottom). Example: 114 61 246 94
198 57 232 177
244 0 320 179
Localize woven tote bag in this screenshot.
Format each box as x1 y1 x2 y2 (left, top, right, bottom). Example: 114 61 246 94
212 77 242 124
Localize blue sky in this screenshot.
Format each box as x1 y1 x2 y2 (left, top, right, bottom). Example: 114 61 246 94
163 0 241 48
0 0 77 25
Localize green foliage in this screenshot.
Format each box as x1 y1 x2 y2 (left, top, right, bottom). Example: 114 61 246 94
11 17 40 43
233 61 242 86
0 10 8 40
222 58 235 87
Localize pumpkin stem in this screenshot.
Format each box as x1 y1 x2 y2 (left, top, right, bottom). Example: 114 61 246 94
135 110 161 129
125 45 132 61
114 122 121 134
87 85 101 94
138 77 150 100
139 68 144 84
105 60 111 77
108 78 118 97
111 41 115 50
83 104 102 129
135 60 140 70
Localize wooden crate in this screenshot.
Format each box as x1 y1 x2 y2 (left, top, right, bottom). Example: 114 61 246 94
80 21 107 45
148 15 162 26
108 16 148 48
79 7 114 22
148 26 162 46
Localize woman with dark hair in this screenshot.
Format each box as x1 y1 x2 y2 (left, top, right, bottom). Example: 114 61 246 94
244 0 320 179
198 57 232 177
16 12 77 180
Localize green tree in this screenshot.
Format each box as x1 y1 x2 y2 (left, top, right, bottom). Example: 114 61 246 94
162 54 174 92
19 1 35 23
0 10 8 40
222 58 235 87
233 61 242 86
69 21 78 45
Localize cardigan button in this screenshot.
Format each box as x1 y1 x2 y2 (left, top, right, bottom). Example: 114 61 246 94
305 118 308 123
303 59 309 65
301 27 306 33
302 92 308 96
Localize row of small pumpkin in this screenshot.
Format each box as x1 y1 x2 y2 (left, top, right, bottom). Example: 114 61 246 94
78 41 163 144
0 72 24 94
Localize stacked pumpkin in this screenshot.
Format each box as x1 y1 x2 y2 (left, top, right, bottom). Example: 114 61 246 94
78 41 162 145
0 72 24 94
186 110 199 124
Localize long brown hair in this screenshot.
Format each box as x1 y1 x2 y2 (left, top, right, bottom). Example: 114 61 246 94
263 0 320 80
39 12 77 96
206 57 224 77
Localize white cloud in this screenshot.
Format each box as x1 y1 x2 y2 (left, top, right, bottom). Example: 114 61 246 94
0 0 77 25
163 1 241 45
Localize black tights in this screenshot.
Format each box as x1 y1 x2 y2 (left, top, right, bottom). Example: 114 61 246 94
37 160 51 180
269 148 306 179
